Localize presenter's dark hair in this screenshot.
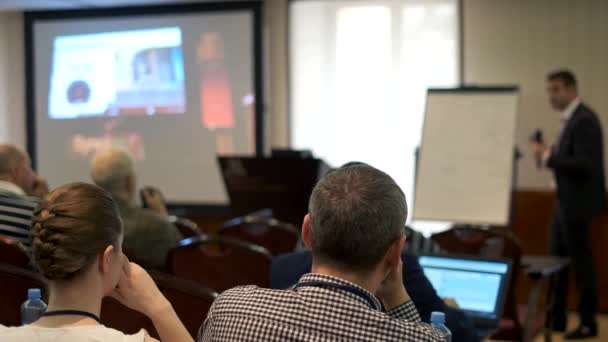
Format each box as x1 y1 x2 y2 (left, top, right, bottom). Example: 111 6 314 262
547 70 577 89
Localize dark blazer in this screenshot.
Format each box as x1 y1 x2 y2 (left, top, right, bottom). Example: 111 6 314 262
547 103 606 221
271 250 480 342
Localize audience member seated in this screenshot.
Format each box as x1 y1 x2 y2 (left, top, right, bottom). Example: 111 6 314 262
0 144 48 252
91 148 182 271
404 225 441 255
0 182 192 342
271 250 480 342
199 164 445 341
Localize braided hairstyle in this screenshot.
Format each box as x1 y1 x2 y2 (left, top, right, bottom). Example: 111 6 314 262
31 182 123 280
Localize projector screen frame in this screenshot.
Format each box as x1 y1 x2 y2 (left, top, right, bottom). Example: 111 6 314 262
24 1 264 215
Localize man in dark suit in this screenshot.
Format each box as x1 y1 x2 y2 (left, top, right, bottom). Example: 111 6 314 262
271 250 480 342
531 70 605 339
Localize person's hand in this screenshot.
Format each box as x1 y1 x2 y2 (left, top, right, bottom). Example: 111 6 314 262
29 176 49 198
529 142 551 165
529 141 548 156
541 146 552 163
110 257 171 319
376 258 410 310
141 187 168 218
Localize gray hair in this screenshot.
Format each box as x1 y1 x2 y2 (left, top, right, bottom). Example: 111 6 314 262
308 164 407 271
90 148 134 193
0 144 27 175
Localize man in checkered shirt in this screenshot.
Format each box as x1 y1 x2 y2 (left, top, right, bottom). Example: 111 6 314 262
199 164 446 341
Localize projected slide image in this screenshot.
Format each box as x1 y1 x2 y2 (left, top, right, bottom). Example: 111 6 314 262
49 27 186 119
197 32 257 155
197 32 235 129
69 120 145 161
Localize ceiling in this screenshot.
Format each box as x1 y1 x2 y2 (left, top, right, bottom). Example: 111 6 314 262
0 0 247 11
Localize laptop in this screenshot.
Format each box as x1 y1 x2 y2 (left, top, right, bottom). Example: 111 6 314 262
418 254 512 337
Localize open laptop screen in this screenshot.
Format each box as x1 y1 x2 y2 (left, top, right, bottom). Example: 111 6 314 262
419 255 511 319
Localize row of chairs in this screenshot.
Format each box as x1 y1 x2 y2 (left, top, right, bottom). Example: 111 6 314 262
0 236 218 338
2 220 535 340
0 211 299 336
5 213 529 339
164 213 300 292
101 271 217 338
167 220 532 340
168 235 272 292
171 212 301 256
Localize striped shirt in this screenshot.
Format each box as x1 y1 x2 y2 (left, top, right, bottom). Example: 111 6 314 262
0 184 39 251
199 273 445 341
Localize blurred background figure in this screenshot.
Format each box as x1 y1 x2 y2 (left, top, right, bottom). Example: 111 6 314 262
91 148 181 271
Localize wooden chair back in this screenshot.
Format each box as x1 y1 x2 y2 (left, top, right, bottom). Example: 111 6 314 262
220 216 300 255
168 236 272 292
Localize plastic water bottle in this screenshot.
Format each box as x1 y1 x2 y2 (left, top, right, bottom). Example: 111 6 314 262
430 311 452 342
21 288 47 325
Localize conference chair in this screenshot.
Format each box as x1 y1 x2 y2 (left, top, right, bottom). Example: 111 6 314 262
101 297 156 337
167 235 272 292
0 262 46 327
219 215 300 255
169 216 205 238
150 271 218 337
101 271 218 339
242 208 274 220
431 226 525 341
0 236 31 268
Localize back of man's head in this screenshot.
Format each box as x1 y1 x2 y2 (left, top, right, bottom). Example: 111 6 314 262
0 144 26 176
308 164 407 272
90 148 134 195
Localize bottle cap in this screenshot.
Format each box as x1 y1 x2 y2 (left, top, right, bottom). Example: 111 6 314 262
430 311 445 324
27 288 42 300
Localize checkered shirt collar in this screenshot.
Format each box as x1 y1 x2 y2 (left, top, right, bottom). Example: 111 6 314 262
296 273 383 311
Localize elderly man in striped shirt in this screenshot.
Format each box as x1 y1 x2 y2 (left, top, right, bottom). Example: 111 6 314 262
0 144 48 251
199 163 445 341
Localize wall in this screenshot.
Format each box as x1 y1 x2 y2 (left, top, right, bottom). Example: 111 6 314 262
0 12 25 148
463 0 608 312
511 190 608 312
276 0 608 188
3 0 608 172
463 0 608 189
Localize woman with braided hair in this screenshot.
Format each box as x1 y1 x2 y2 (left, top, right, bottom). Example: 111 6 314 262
0 182 193 342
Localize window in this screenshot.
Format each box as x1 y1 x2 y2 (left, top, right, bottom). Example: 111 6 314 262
290 0 459 235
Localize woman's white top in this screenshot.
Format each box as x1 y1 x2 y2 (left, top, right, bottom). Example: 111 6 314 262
0 324 147 341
